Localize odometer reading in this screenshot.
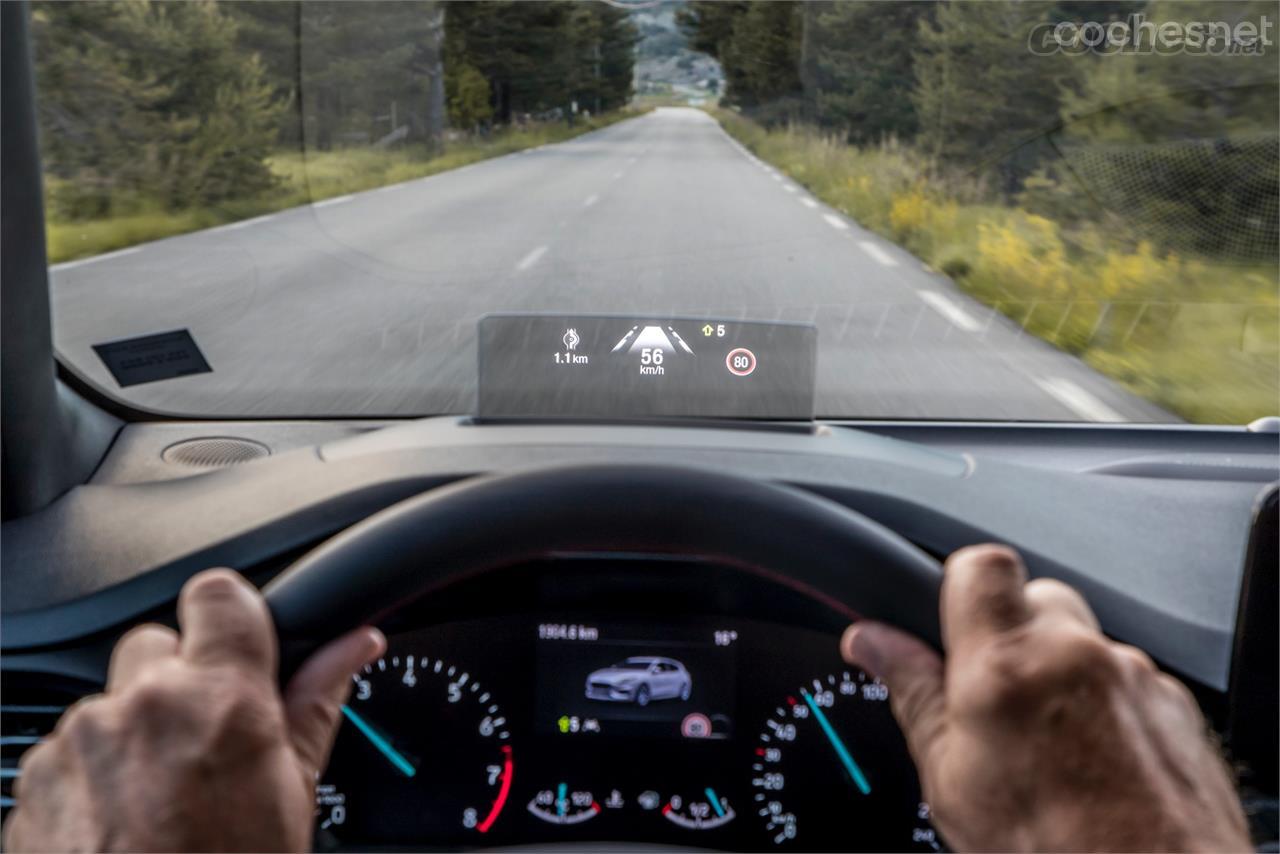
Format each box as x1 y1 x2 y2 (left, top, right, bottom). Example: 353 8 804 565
751 671 940 850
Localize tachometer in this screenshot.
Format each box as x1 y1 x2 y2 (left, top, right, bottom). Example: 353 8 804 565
314 653 514 848
750 671 940 850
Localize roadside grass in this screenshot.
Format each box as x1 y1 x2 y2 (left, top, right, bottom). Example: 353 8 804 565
712 109 1279 424
45 108 646 264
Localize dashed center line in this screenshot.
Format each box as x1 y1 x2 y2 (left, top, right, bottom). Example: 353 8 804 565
51 245 143 271
857 240 899 267
515 245 548 271
822 213 849 231
783 184 797 193
313 194 353 208
1034 377 1126 422
918 291 981 332
799 198 818 209
611 171 624 180
583 194 599 208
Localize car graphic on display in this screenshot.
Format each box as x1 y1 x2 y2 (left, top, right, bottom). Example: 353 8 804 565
584 657 692 706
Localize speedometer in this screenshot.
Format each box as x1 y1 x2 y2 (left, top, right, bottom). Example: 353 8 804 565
314 652 514 848
750 671 941 851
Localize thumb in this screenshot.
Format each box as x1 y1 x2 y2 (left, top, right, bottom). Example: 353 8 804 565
842 621 947 771
283 627 386 775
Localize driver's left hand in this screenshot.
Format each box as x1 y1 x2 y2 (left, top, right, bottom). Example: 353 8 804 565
2 569 384 853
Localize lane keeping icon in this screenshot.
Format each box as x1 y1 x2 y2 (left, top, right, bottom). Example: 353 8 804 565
563 328 580 350
726 347 756 377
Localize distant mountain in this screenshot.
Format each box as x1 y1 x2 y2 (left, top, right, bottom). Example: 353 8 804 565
630 1 722 97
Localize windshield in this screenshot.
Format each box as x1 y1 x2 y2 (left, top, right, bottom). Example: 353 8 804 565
31 0 1279 423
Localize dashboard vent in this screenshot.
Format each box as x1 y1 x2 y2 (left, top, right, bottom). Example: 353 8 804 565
1 675 94 822
162 437 271 469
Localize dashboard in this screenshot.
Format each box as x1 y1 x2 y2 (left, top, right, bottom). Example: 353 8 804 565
1 416 1276 850
303 555 943 851
320 613 933 851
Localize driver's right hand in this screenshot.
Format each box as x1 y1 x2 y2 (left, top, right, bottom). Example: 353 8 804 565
843 544 1251 853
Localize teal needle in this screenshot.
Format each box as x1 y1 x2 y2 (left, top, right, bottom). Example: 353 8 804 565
801 689 871 795
704 787 726 818
341 704 417 778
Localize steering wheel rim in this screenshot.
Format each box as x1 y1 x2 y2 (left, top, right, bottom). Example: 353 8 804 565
263 464 944 676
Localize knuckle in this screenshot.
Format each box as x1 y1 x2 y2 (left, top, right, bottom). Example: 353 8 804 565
208 671 284 746
951 543 1022 576
182 569 249 608
961 625 1118 712
1112 643 1158 678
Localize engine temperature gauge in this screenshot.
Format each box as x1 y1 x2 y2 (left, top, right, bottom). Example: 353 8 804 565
527 783 601 825
662 788 736 830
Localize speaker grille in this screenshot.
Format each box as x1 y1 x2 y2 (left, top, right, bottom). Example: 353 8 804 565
162 437 270 469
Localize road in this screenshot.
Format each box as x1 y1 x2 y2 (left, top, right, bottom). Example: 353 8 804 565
51 107 1169 421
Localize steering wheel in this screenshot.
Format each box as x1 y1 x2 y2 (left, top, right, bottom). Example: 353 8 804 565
263 464 944 676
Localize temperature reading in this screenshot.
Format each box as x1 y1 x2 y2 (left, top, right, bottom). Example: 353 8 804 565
714 630 739 647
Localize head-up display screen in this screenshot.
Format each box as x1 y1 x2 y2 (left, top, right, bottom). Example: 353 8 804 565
477 314 817 420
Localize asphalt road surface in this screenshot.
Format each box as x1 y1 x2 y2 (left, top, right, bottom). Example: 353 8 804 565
51 107 1170 421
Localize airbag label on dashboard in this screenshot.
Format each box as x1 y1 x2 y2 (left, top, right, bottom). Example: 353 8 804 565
92 329 213 387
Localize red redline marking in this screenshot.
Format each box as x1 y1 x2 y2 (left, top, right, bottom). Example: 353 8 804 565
755 747 766 756
662 803 673 816
476 745 513 833
786 696 798 706
592 802 602 812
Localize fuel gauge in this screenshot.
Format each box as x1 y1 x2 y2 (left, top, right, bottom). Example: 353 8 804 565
662 788 736 830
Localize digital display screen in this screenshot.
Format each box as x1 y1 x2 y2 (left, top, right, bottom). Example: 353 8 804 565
477 314 817 419
535 622 738 740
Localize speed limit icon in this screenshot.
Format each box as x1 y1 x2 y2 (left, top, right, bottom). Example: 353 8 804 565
725 347 757 377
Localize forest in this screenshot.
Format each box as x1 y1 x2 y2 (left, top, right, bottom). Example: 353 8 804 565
32 1 638 222
681 0 1278 422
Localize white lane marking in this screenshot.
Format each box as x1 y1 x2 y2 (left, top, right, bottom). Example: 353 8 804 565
516 245 548 271
918 290 981 332
51 246 142 271
627 157 637 164
1034 377 1126 422
313 194 353 208
799 197 818 209
857 240 899 267
770 173 783 182
226 214 275 231
783 184 797 193
583 194 599 208
822 213 849 231
611 171 624 180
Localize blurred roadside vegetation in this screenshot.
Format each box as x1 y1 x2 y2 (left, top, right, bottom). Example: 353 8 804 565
45 111 641 263
33 0 639 262
688 0 1278 423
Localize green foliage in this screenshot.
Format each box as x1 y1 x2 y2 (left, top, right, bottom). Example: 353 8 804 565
445 2 637 123
679 1 800 116
912 1 1068 166
448 64 494 131
33 0 283 218
45 107 646 264
713 107 1279 424
810 1 931 143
